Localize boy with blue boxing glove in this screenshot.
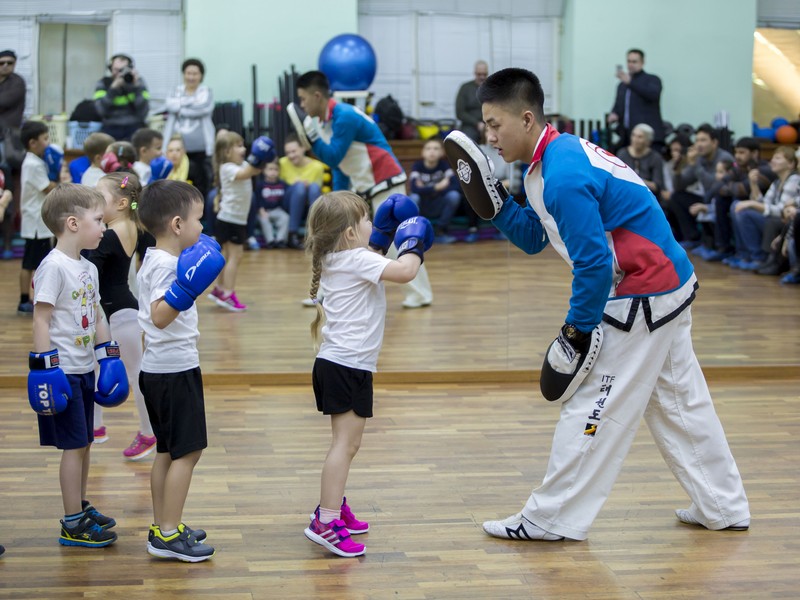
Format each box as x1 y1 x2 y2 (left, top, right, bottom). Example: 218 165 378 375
135 180 224 562
29 183 129 548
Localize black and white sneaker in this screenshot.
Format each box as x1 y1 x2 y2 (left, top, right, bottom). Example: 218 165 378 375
482 512 564 541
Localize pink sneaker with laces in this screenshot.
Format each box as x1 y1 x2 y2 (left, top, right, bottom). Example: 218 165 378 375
93 426 108 444
340 497 369 534
123 432 157 460
206 286 224 302
304 511 365 557
215 291 247 312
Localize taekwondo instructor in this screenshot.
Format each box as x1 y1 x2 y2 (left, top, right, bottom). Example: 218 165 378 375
288 70 433 309
460 67 748 541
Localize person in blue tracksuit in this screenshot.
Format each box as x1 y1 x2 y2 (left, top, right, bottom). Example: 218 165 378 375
296 71 433 309
478 68 749 542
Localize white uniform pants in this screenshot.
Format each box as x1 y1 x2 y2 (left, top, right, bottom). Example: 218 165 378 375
370 184 433 306
523 304 749 540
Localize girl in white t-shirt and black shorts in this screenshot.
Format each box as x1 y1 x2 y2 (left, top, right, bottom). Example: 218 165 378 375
302 191 433 558
207 131 261 311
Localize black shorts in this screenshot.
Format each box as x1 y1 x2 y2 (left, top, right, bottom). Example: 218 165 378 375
139 367 207 459
22 237 53 270
38 372 95 450
214 218 247 245
312 357 373 418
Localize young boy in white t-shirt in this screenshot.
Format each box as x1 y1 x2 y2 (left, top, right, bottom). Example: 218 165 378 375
136 179 225 562
79 132 115 188
30 183 128 547
131 127 164 185
18 121 58 315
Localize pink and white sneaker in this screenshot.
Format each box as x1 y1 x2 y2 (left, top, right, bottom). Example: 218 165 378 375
304 510 365 557
309 498 370 535
93 426 108 444
123 432 157 461
340 497 369 534
207 286 224 302
215 291 247 312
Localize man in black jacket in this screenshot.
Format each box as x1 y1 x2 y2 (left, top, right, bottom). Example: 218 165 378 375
608 49 665 152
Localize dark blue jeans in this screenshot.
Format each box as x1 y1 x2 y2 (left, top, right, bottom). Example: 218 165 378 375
284 182 321 233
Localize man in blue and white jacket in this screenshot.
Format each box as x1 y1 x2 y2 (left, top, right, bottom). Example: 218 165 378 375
478 68 749 542
293 71 432 309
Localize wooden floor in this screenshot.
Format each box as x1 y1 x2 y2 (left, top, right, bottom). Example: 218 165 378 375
0 241 799 598
0 240 798 383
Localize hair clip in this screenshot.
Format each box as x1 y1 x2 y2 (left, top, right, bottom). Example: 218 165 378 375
120 176 128 189
130 201 138 211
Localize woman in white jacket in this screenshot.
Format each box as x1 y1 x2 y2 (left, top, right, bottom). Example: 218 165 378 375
162 58 215 196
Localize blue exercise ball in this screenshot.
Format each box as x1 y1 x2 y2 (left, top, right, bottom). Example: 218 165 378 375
771 116 789 130
319 34 377 91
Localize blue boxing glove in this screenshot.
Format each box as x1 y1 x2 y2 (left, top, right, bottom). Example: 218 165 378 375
150 156 173 181
28 349 70 415
394 216 434 263
246 136 277 168
164 238 226 311
44 144 64 182
369 194 419 255
94 341 129 407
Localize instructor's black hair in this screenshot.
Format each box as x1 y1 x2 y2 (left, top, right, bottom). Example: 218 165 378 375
296 70 330 97
477 68 545 123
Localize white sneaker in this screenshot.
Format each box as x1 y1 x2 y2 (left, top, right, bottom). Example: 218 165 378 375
301 297 319 307
675 509 749 531
482 512 564 541
401 297 432 309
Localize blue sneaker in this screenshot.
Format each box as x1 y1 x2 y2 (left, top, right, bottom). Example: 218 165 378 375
704 250 734 262
81 501 116 530
738 260 763 271
465 231 479 243
59 516 117 547
722 255 742 266
692 246 715 260
780 271 800 285
679 240 701 250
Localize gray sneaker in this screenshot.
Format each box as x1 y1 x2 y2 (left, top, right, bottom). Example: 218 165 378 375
148 526 214 562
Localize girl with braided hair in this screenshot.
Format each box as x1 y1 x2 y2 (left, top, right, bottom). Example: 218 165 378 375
303 191 433 558
84 172 154 460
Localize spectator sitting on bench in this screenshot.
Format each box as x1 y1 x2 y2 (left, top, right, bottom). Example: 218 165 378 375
408 137 461 244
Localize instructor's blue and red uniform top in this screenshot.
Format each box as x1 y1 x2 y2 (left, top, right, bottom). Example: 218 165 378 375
493 125 696 333
312 99 405 196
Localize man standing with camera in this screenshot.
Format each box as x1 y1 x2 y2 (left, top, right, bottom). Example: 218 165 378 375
607 49 665 153
94 54 149 141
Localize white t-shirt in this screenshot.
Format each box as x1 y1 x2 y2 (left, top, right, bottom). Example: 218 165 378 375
33 249 101 374
216 162 253 226
137 247 200 373
80 166 105 188
20 152 53 239
133 161 151 185
317 247 393 372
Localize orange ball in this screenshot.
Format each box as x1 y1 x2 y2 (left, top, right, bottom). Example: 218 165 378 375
775 124 798 144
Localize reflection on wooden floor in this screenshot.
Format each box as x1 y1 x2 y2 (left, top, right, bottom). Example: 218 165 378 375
1 379 798 599
0 240 798 383
1 240 799 597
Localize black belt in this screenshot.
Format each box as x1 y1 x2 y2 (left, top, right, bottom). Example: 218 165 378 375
361 173 407 200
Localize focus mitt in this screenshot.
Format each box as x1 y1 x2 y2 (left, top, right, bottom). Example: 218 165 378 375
540 324 603 403
444 130 508 219
286 102 317 151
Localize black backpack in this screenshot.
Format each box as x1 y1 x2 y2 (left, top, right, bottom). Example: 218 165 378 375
69 99 102 123
374 95 404 139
